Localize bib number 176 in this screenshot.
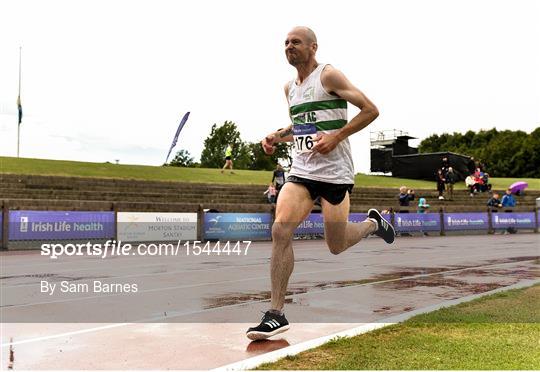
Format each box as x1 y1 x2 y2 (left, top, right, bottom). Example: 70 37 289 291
293 124 317 154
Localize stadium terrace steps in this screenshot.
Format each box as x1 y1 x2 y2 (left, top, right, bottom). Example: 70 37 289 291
1 174 538 213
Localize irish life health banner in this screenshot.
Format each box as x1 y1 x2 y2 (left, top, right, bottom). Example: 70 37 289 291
9 211 115 241
117 212 197 242
491 212 536 229
444 213 489 231
395 213 440 232
204 213 272 241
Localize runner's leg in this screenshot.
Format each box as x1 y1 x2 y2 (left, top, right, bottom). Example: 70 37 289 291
271 182 314 310
321 193 376 255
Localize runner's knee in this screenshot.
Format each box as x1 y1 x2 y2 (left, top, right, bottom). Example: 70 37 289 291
272 222 294 244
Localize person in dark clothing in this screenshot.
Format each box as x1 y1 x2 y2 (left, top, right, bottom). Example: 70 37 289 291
445 167 456 200
272 164 286 191
436 169 446 200
398 186 415 212
487 193 502 212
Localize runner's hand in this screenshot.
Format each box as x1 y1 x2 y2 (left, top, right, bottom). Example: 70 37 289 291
312 133 340 154
262 134 276 155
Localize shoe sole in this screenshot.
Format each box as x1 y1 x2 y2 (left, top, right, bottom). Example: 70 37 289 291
367 208 395 244
246 325 290 340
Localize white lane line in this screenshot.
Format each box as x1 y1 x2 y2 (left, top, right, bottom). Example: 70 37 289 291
2 259 536 311
212 279 540 371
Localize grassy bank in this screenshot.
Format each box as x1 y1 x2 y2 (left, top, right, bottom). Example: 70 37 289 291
1 156 539 190
257 284 540 370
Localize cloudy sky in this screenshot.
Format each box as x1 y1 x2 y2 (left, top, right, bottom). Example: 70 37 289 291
1 0 539 173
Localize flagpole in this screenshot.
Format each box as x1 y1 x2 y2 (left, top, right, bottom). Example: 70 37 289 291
17 47 22 158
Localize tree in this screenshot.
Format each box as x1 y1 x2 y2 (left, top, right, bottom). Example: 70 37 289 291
247 141 294 170
418 128 540 177
168 149 195 167
200 121 247 169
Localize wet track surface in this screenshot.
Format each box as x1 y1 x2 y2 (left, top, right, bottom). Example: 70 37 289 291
1 234 539 369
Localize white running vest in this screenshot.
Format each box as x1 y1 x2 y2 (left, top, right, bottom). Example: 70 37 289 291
288 64 354 184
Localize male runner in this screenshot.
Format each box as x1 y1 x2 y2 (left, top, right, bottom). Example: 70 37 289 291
246 26 395 340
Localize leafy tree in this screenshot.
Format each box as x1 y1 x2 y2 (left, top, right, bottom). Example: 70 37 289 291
200 120 295 170
246 141 293 170
168 149 194 167
200 121 245 169
418 128 540 177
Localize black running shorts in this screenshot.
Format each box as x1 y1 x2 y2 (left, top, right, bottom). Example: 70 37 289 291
287 175 353 205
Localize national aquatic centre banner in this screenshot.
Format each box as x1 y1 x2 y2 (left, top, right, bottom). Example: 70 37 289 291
394 213 440 232
203 213 272 240
9 211 115 240
491 212 536 229
444 212 489 231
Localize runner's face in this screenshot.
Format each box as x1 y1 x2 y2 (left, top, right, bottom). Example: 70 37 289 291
285 32 313 66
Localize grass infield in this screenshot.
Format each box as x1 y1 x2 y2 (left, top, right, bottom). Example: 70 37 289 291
1 156 539 190
256 284 540 370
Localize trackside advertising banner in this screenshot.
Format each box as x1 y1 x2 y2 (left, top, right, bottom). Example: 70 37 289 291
117 212 197 242
294 213 391 235
295 213 324 235
204 213 272 240
491 212 536 229
395 213 440 232
444 212 489 231
9 211 115 240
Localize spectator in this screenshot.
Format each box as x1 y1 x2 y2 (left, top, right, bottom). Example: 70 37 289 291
465 174 477 196
436 169 446 200
501 189 516 208
272 163 286 192
263 183 277 204
487 192 502 212
501 189 517 234
417 198 430 213
480 172 492 192
446 167 457 200
398 186 415 212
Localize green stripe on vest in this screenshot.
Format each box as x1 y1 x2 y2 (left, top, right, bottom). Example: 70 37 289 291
315 119 347 130
289 99 347 115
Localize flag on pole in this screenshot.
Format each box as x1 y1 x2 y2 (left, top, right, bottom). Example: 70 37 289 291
165 111 190 163
17 95 22 124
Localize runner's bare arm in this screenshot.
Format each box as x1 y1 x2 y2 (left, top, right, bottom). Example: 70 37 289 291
261 83 294 154
313 66 379 154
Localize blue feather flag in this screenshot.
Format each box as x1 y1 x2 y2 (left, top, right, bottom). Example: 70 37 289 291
165 112 190 163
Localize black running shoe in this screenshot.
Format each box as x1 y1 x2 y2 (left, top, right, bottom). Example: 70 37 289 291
246 311 290 340
368 208 395 244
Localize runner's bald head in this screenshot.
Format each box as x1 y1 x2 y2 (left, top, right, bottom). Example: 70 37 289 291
290 26 317 45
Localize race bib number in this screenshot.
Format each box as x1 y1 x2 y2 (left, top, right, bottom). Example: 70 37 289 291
293 124 317 154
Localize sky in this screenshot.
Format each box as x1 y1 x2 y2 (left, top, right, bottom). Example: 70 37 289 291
1 0 539 173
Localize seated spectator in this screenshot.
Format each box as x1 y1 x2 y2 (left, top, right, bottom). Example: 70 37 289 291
486 193 502 212
263 183 277 204
501 189 516 209
436 169 446 200
465 174 477 196
480 172 492 192
417 198 430 213
398 186 415 212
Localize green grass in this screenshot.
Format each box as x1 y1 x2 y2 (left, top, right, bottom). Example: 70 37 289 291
257 284 540 370
1 156 539 190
